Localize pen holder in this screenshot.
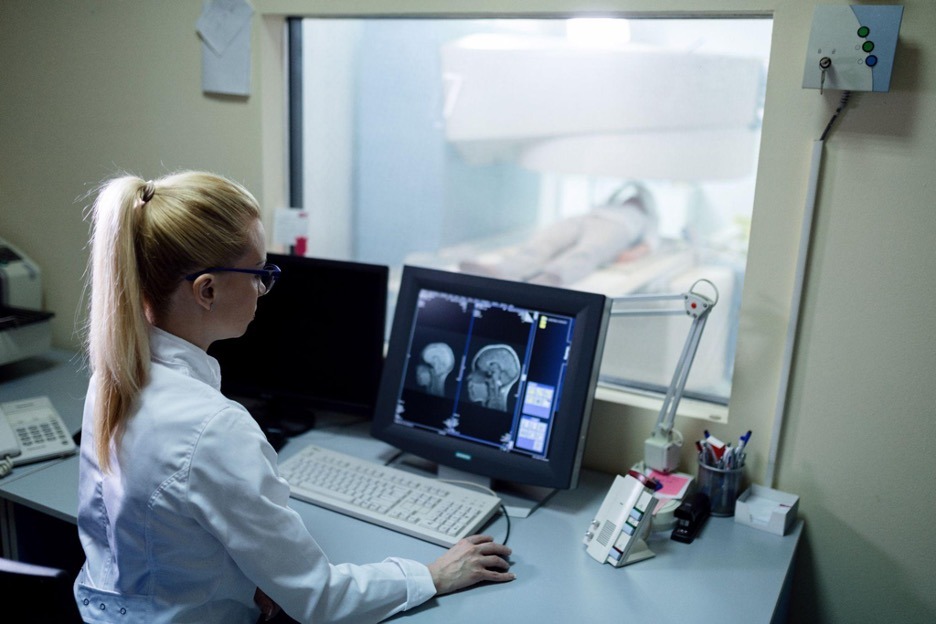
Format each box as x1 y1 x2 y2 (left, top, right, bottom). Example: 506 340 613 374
697 458 744 517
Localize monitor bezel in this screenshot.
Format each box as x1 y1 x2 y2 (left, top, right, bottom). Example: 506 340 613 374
371 265 610 490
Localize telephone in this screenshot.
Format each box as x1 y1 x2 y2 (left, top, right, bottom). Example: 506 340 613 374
0 396 77 478
583 470 659 567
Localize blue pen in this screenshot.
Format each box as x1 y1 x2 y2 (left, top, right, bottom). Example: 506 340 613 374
734 431 751 468
737 430 752 454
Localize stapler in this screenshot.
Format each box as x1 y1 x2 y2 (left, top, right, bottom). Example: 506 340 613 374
671 491 710 544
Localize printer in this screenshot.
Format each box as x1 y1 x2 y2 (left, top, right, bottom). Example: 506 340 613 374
0 236 54 366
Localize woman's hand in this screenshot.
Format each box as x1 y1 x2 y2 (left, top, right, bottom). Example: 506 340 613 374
427 534 515 595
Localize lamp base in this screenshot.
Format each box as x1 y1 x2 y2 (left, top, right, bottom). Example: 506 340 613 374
644 431 682 473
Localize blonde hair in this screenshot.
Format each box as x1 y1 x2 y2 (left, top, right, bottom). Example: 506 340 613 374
84 171 261 472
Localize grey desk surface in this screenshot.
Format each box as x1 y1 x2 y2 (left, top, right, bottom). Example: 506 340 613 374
0 349 88 484
0 350 802 623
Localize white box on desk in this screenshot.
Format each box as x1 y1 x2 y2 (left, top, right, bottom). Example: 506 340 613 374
734 484 799 536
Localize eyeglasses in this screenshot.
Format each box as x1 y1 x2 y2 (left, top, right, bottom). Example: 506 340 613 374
185 264 281 296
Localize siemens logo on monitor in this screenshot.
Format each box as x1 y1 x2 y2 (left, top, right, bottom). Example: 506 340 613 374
455 452 473 462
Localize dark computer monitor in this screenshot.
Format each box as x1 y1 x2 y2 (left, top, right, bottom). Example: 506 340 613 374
371 265 610 515
209 253 389 439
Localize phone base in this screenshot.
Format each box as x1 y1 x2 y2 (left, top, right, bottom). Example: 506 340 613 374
609 538 655 567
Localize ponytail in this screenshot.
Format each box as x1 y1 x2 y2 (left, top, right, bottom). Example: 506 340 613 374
86 177 152 472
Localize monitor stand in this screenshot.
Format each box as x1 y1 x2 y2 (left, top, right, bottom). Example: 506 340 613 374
435 465 557 519
390 454 557 518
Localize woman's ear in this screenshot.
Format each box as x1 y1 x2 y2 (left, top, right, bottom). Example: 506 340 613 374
192 274 216 312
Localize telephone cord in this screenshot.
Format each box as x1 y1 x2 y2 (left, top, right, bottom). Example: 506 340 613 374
0 455 13 478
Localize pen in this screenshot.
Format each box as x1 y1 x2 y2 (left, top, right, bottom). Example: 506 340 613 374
699 440 712 466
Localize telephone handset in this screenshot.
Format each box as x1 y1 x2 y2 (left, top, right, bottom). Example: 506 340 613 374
0 396 77 478
583 470 660 567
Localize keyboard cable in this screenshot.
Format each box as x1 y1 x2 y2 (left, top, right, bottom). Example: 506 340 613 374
431 478 511 547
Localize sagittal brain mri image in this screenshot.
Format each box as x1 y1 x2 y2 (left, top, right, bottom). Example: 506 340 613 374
415 342 455 397
465 344 520 411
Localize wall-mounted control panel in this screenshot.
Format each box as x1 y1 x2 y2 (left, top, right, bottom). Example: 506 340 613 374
803 5 903 92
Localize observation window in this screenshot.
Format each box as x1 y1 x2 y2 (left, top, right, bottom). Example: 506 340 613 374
288 16 773 416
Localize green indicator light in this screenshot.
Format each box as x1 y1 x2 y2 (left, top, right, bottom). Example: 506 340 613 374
863 41 875 53
857 26 870 38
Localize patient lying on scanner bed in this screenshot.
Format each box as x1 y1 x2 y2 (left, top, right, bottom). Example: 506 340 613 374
459 182 658 287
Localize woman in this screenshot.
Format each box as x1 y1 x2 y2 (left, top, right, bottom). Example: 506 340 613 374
74 171 514 623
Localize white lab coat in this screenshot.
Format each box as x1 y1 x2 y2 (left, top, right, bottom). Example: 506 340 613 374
73 327 436 623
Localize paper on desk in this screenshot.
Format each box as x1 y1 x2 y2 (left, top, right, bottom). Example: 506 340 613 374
197 0 253 96
648 470 693 499
742 496 785 524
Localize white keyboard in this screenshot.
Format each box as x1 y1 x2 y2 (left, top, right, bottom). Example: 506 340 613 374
279 443 502 547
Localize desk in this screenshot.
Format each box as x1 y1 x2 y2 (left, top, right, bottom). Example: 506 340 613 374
0 350 89 559
1 351 802 623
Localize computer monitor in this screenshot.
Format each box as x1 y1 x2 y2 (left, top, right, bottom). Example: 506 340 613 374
371 265 610 516
209 253 389 441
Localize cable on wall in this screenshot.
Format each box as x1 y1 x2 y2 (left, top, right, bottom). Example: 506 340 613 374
766 91 851 487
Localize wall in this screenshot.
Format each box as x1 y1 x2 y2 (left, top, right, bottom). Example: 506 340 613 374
0 1 286 350
1 1 934 621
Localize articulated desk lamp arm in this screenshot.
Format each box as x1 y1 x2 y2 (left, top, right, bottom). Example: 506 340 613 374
609 279 719 474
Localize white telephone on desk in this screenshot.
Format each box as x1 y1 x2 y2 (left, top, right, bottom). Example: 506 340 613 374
0 396 77 478
583 470 660 567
